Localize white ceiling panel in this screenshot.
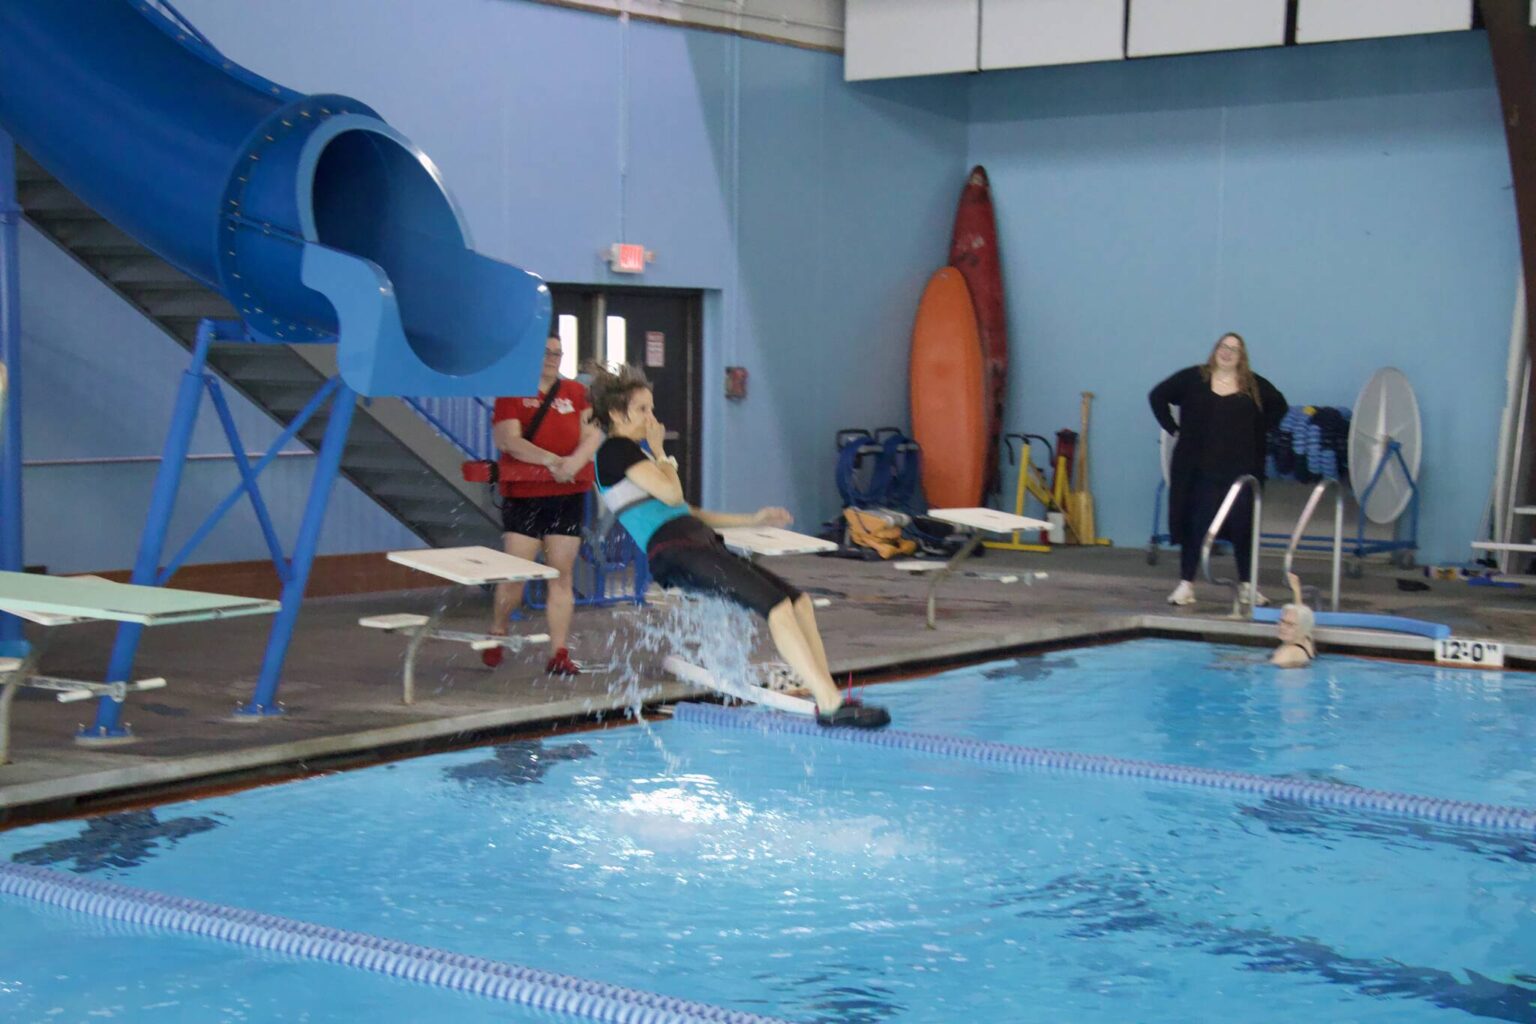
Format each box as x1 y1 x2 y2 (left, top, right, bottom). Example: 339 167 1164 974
1127 0 1287 58
981 0 1125 69
845 0 979 81
1297 0 1472 44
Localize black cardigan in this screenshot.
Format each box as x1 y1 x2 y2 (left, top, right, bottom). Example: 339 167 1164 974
1148 365 1288 535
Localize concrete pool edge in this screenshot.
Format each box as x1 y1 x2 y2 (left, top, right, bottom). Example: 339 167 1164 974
0 683 697 822
3 613 1531 824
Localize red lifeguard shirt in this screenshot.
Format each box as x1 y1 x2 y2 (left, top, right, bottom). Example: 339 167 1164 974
492 379 593 497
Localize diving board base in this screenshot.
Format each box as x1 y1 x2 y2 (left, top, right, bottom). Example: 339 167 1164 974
0 570 280 750
2 657 170 761
663 655 817 717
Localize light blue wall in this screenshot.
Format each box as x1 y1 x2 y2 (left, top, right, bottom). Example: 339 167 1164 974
970 33 1518 563
14 0 966 571
728 39 967 520
18 2 1517 572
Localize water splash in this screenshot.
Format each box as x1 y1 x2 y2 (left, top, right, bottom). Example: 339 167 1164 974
599 592 766 773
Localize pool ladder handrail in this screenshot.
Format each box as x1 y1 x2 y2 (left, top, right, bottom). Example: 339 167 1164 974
1200 475 1263 617
1284 479 1344 613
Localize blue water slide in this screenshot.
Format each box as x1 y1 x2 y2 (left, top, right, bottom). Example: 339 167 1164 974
0 0 547 397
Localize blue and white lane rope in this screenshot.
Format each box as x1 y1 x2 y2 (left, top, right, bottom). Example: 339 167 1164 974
672 703 1536 837
0 863 793 1024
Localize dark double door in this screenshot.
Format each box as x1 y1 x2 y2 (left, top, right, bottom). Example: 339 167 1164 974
549 286 703 504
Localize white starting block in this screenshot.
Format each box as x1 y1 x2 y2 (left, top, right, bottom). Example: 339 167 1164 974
716 527 836 607
911 508 1052 629
369 546 558 704
663 654 817 717
0 570 279 760
716 526 838 561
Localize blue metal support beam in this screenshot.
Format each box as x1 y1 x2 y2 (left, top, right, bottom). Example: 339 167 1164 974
239 381 356 717
94 317 358 736
93 321 225 738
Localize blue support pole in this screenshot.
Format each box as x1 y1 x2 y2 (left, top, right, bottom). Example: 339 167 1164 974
204 377 290 576
0 132 26 659
238 383 356 717
90 322 218 739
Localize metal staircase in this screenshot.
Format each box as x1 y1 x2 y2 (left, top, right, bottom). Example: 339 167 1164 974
13 146 500 549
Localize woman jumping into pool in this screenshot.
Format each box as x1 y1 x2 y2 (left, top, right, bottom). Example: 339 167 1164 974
589 362 890 730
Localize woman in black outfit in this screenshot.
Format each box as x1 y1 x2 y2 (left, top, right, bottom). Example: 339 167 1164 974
1149 333 1287 606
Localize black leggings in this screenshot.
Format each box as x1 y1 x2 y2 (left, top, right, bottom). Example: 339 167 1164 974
1180 473 1255 583
649 537 802 618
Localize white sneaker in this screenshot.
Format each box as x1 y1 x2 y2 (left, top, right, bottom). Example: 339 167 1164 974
1243 584 1269 607
1167 581 1196 606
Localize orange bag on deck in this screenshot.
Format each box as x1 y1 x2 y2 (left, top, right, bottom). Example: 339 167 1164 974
843 508 916 560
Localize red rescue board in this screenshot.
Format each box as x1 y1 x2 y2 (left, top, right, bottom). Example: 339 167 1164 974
949 165 1008 496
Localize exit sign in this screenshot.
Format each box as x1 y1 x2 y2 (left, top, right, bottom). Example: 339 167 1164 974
607 243 652 274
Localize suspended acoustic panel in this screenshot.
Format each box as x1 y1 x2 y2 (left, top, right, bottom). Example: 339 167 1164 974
1127 0 1287 58
845 0 978 81
1297 0 1472 44
981 0 1126 70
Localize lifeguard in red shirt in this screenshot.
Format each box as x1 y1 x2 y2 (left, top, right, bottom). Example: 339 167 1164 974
486 331 603 674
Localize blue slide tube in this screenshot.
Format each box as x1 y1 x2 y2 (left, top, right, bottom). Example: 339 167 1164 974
0 0 547 397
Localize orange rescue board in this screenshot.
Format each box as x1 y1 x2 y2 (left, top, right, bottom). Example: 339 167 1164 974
910 267 987 508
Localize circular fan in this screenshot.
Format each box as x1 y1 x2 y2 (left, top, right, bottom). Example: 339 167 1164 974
1348 367 1421 524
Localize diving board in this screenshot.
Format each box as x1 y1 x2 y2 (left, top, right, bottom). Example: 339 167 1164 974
663 654 817 717
371 546 558 704
916 508 1052 629
0 572 279 760
0 571 279 626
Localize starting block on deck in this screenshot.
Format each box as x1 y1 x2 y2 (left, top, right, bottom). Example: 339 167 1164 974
910 508 1051 629
367 546 558 704
0 571 279 760
716 527 838 561
715 526 836 607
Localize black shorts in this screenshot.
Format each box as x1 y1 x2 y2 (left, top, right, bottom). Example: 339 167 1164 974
648 531 802 618
501 492 587 538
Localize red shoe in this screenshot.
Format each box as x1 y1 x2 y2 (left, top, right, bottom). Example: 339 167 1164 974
545 648 581 676
481 643 504 669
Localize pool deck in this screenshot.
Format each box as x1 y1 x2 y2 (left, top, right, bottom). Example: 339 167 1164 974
3 547 1532 823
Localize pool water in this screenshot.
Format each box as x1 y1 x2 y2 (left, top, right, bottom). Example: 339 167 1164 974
2 639 1532 1023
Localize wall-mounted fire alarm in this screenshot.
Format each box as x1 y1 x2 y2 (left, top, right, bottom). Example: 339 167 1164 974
725 366 748 400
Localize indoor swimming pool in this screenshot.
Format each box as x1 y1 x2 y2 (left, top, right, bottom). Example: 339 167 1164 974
1 638 1532 1023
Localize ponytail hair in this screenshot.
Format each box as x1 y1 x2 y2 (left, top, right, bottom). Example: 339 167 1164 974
585 361 651 431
